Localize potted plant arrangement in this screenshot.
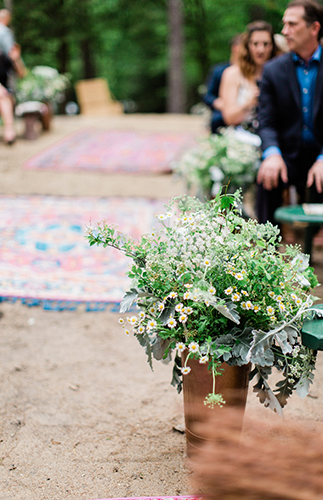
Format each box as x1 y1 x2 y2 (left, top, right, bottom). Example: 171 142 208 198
16 65 70 111
87 189 322 449
173 127 261 200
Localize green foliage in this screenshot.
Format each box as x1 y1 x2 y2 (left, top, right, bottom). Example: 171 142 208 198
10 0 287 112
87 188 322 413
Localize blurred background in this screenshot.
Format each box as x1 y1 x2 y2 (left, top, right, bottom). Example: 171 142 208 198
8 0 288 114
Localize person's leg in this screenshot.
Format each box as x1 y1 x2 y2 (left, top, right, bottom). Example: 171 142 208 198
256 182 284 224
0 94 16 143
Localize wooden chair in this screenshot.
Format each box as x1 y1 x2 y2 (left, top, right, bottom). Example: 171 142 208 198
75 78 123 116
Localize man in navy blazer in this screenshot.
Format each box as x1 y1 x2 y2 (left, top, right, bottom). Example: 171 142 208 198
257 0 323 223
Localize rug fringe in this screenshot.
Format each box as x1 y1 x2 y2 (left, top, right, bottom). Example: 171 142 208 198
0 296 124 312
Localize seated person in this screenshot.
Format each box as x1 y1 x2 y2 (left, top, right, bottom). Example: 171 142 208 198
203 35 241 134
219 21 277 132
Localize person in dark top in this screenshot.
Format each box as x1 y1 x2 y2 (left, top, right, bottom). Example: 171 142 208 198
0 43 25 144
203 35 241 133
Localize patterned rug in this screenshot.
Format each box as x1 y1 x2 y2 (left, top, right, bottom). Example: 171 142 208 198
24 128 195 174
0 195 166 310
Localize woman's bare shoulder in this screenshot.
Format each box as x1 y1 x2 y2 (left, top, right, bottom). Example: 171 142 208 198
222 64 241 79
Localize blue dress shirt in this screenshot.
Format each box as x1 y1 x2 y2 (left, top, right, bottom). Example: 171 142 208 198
263 45 323 162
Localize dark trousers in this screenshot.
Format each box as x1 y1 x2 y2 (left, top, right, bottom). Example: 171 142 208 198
256 145 323 224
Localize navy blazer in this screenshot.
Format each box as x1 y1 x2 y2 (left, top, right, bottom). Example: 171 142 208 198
258 51 323 167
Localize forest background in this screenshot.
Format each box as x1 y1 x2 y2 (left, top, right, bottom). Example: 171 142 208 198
9 0 288 113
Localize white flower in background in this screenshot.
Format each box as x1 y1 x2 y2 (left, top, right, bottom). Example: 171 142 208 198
168 291 178 299
124 329 131 336
225 287 233 295
208 286 216 295
158 303 165 312
181 366 191 375
138 311 145 320
175 303 183 312
137 325 145 334
183 307 193 315
118 318 125 325
128 316 137 325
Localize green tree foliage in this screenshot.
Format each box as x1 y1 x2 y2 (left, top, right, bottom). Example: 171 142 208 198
10 0 287 112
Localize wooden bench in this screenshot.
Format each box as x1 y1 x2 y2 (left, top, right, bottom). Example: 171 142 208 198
15 101 51 140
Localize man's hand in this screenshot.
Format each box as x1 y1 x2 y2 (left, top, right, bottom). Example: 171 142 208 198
257 155 288 190
307 160 323 193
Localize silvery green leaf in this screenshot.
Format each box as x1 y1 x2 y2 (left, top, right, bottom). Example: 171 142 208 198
247 328 275 365
171 355 182 394
119 288 139 313
274 329 293 354
136 333 153 369
214 303 240 324
285 325 299 344
151 335 172 362
159 304 175 325
295 374 312 398
295 273 311 287
253 375 283 416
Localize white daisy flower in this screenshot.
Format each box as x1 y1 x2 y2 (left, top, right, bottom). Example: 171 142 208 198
183 291 190 300
176 342 186 353
204 258 211 266
179 314 188 323
128 316 137 325
268 291 275 298
175 303 183 312
147 319 157 329
208 286 216 295
231 292 241 302
188 341 199 354
267 306 275 315
245 301 254 310
181 366 191 375
199 355 209 364
253 305 260 313
137 325 145 334
138 311 145 319
168 291 178 299
278 302 285 312
118 318 125 325
158 303 165 312
225 287 233 295
125 329 131 336
167 317 177 329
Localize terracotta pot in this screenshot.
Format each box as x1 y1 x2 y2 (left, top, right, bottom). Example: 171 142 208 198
181 351 250 457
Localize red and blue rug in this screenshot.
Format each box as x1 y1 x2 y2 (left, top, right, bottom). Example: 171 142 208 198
0 195 166 310
24 128 195 174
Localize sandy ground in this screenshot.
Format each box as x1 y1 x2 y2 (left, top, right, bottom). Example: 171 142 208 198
1 113 323 500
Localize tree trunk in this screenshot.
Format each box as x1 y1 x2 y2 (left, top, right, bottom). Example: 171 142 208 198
167 0 185 113
80 39 96 79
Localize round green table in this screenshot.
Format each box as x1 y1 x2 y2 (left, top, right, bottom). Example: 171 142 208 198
274 205 323 258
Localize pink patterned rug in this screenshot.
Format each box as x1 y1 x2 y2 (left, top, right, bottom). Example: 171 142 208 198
24 128 194 173
0 195 166 310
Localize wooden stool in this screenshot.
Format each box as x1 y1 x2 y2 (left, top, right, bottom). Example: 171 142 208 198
15 101 51 140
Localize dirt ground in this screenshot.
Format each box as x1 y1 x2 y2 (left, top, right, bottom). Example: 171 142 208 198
1 113 323 500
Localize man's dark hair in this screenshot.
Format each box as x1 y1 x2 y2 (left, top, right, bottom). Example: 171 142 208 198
287 0 323 39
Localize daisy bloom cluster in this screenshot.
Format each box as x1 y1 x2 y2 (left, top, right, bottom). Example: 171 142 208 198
173 126 260 199
87 189 322 413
